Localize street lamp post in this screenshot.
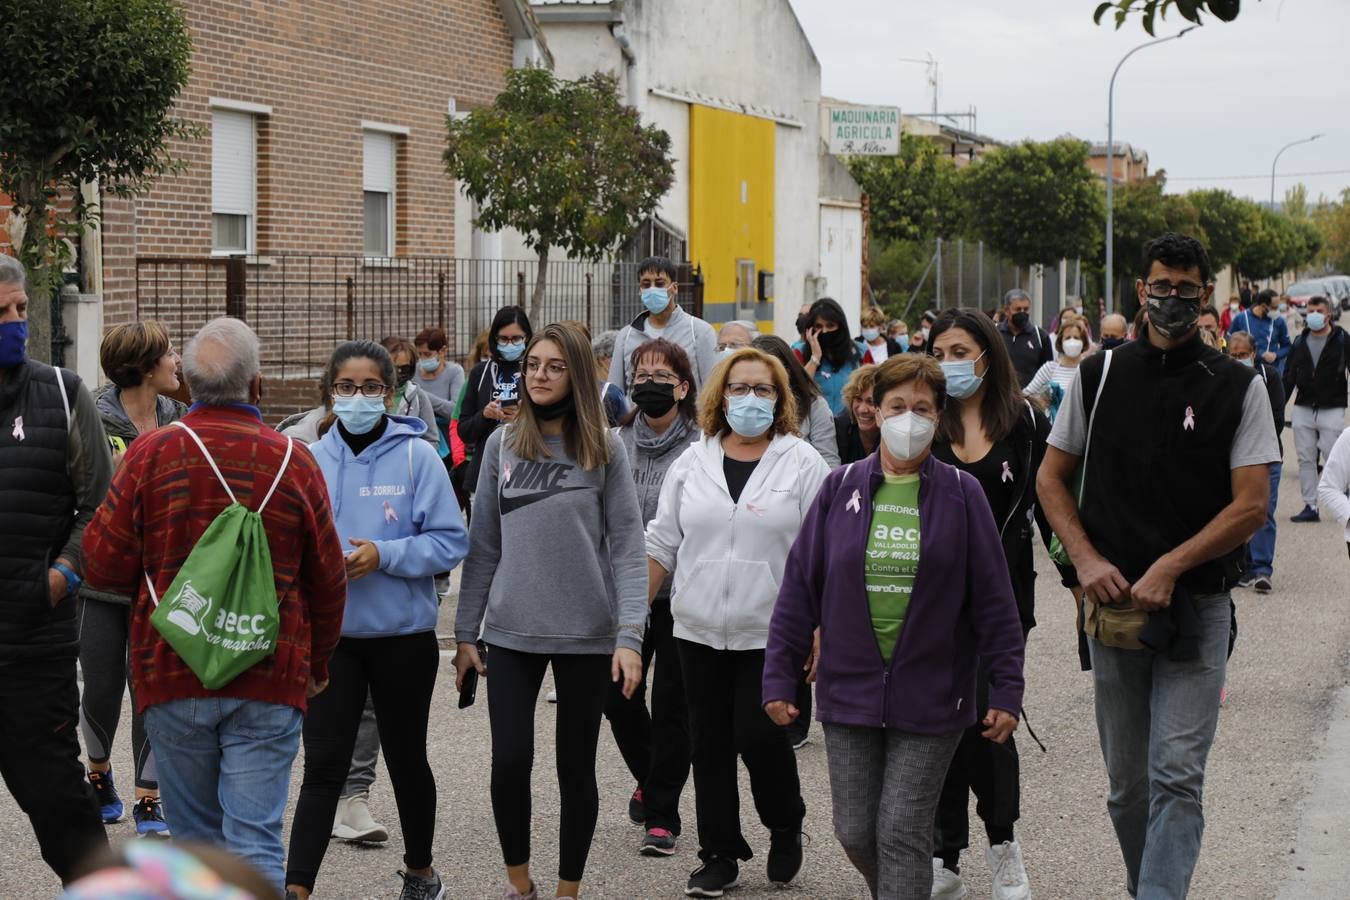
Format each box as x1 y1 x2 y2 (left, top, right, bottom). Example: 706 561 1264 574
1105 26 1197 316
1270 134 1323 209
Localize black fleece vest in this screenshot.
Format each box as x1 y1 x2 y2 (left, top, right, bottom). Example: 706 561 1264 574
0 361 78 656
1078 336 1256 594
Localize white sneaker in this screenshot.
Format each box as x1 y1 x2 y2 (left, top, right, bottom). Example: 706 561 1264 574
330 795 350 839
931 858 969 899
986 840 1030 900
332 793 389 843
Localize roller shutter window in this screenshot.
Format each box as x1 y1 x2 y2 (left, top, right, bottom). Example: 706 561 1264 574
212 110 256 253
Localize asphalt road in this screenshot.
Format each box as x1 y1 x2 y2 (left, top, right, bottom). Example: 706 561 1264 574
3 430 1348 899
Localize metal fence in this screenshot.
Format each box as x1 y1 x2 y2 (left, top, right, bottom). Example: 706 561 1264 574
135 255 703 380
898 238 1088 330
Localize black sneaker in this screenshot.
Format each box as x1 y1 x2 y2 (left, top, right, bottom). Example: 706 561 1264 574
686 855 739 897
1254 575 1273 594
767 827 804 886
133 796 170 838
1291 505 1320 523
397 869 446 900
640 827 677 857
628 788 647 826
87 769 124 824
1235 573 1259 589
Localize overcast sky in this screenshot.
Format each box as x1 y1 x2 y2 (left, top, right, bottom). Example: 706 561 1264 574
789 0 1349 205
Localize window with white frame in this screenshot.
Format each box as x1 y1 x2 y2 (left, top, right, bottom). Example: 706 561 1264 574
212 110 256 253
363 131 396 257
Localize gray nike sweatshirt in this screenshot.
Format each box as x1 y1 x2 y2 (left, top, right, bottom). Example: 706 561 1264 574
455 427 648 654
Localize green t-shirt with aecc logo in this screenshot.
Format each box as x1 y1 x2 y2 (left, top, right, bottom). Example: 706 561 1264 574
865 473 921 665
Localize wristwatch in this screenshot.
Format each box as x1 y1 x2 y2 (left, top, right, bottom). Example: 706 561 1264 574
51 561 82 597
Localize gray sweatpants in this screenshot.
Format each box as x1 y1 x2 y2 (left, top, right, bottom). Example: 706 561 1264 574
342 691 381 798
824 723 961 900
1292 405 1345 506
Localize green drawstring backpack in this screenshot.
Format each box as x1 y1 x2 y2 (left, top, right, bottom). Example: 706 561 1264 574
146 422 295 690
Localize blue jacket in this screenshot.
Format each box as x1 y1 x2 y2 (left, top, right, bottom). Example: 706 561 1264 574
1229 308 1292 372
764 451 1024 734
791 339 867 416
310 415 468 638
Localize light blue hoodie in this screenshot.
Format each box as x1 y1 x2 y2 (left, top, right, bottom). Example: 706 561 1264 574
310 415 468 638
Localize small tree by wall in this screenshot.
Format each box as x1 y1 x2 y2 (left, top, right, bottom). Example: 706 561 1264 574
0 0 195 362
445 68 674 321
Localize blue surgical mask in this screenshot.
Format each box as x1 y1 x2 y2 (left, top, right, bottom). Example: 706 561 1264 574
332 395 386 435
0 320 28 368
418 356 440 372
862 327 880 342
497 341 525 362
897 334 910 352
1237 357 1255 368
641 286 671 316
1306 312 1327 331
940 350 987 400
725 394 775 438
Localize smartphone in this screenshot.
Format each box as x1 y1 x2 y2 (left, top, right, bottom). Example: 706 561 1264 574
458 641 487 709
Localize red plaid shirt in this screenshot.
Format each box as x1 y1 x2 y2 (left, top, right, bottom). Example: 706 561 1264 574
85 405 347 713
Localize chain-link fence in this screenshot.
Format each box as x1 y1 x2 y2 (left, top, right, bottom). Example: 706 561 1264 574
895 238 1091 331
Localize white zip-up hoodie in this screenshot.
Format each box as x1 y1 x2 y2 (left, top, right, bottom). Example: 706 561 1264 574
645 431 829 651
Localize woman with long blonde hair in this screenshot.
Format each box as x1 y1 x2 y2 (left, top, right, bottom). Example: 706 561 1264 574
454 321 648 900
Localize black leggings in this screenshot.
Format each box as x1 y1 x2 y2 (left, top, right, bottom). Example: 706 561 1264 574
603 593 691 835
285 632 439 892
78 598 156 790
487 644 610 883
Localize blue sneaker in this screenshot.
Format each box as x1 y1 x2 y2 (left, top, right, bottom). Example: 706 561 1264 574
133 796 170 838
87 769 124 824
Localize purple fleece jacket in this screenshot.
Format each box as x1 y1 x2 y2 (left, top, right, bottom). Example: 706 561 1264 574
763 451 1025 734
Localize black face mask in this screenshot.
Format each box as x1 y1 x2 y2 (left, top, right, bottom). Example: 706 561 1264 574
1100 336 1126 350
1010 311 1030 331
631 381 678 418
1146 296 1201 340
396 364 415 388
795 314 812 336
818 328 849 351
532 392 575 421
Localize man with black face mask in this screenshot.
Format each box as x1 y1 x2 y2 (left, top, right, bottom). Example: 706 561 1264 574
1038 232 1278 900
998 289 1054 387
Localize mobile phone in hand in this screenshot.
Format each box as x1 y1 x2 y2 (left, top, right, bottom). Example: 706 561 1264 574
458 641 487 709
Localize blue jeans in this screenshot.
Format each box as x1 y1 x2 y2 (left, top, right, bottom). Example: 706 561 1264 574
144 698 303 892
1088 592 1230 900
1248 462 1281 576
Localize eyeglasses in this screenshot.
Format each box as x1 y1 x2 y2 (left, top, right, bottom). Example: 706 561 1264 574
333 381 388 399
633 371 680 385
715 342 748 353
525 360 568 380
1146 280 1206 301
497 335 527 346
725 383 777 400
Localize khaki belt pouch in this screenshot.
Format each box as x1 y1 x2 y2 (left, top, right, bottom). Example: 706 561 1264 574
1082 596 1148 651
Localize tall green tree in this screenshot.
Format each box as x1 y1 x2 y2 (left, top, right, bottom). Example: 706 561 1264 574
1093 0 1250 35
1234 207 1309 280
1186 189 1261 274
1283 183 1309 220
445 68 674 319
0 0 195 362
1311 190 1350 273
960 138 1103 268
847 135 964 243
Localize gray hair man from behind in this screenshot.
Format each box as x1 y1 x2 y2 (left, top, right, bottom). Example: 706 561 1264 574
183 317 262 406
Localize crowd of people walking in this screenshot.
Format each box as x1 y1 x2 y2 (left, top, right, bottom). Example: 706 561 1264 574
1 236 1348 899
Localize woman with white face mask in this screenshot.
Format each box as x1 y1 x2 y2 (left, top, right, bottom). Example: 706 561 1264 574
1021 321 1089 422
763 354 1025 900
644 347 830 898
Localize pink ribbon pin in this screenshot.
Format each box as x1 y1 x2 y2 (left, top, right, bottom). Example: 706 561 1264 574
1001 461 1014 483
1183 406 1195 431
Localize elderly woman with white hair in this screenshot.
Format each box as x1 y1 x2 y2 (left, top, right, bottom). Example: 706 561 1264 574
592 329 631 426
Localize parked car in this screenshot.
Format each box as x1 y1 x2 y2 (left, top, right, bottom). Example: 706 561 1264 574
1285 278 1333 309
1322 275 1350 311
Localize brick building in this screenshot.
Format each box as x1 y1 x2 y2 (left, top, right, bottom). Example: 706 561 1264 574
87 0 547 418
